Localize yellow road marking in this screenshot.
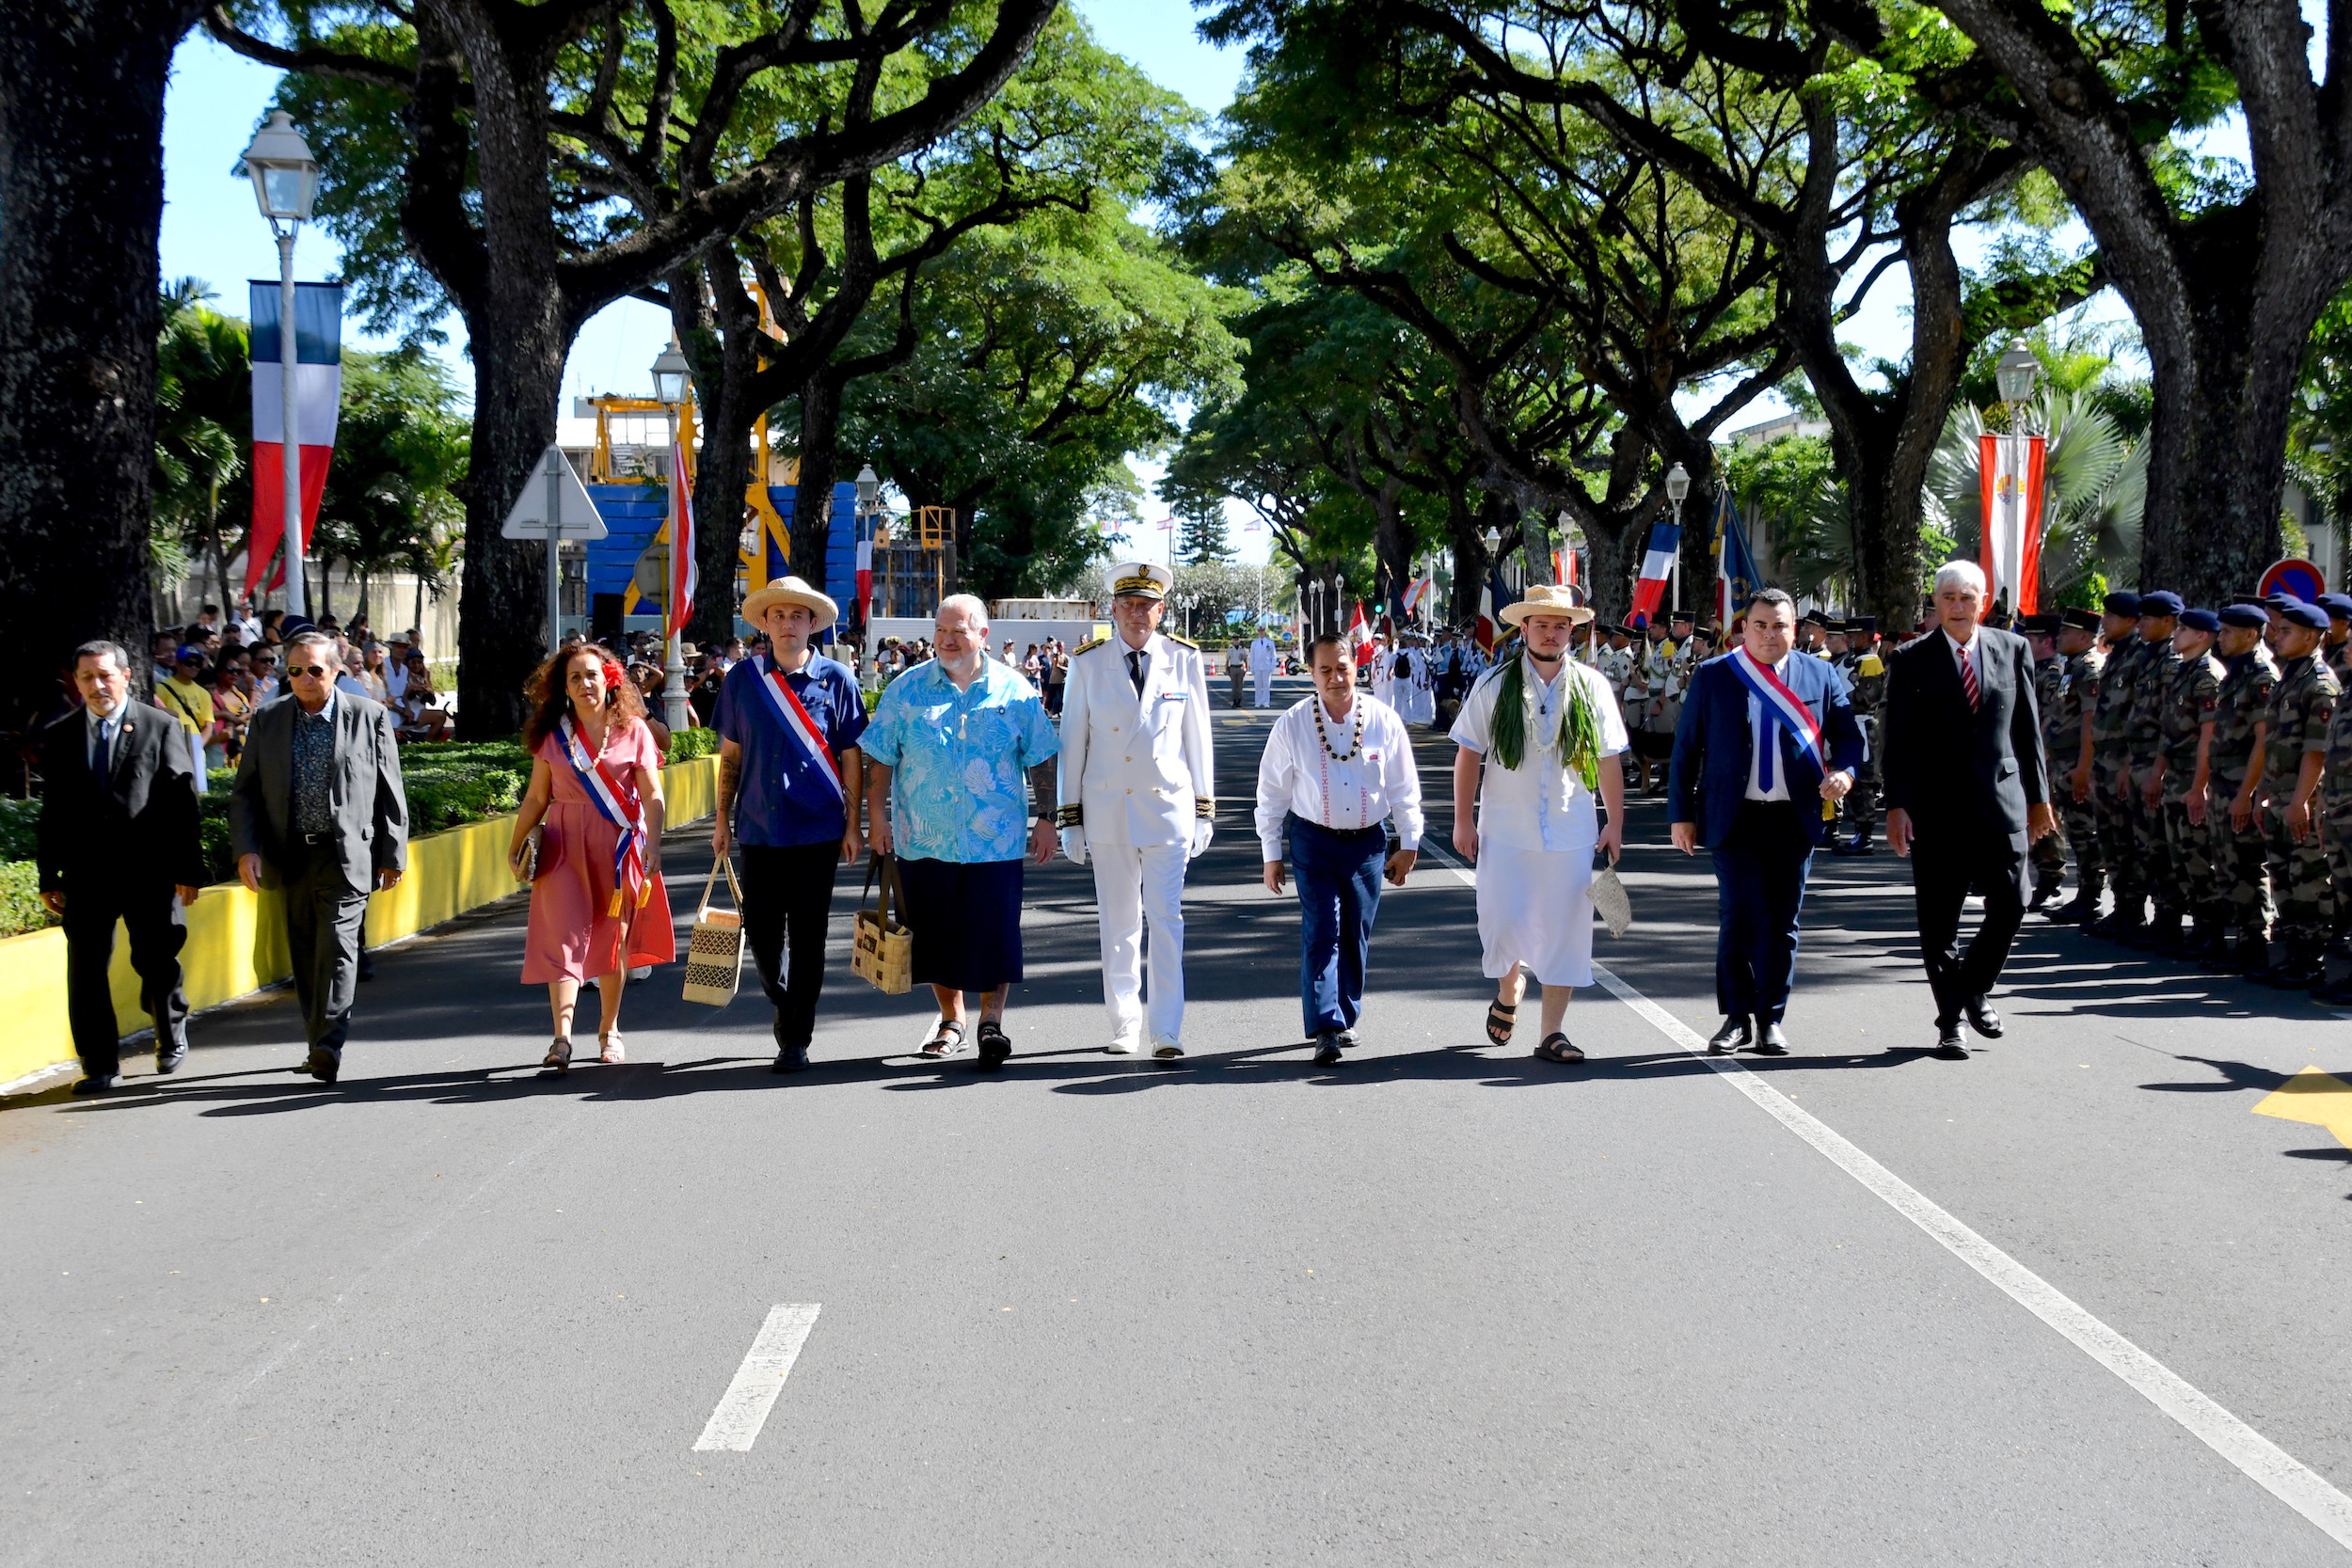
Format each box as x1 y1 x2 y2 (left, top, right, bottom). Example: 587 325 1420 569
2250 1066 2352 1150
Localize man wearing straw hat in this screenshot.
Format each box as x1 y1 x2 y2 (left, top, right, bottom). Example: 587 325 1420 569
1057 562 1215 1057
1448 584 1629 1064
713 575 868 1073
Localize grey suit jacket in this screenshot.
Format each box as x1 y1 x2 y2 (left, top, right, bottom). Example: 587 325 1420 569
229 691 409 893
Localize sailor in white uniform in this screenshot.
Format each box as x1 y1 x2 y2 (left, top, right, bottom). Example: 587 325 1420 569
1398 636 1438 727
1248 632 1279 707
1057 562 1216 1056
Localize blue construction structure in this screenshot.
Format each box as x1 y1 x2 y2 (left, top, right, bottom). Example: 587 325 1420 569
585 481 858 632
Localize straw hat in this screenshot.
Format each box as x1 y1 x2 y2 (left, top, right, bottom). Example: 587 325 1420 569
1499 583 1595 627
740 575 837 629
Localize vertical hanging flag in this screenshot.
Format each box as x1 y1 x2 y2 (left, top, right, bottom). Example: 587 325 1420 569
244 281 342 598
1711 487 1764 627
1979 428 2046 615
854 521 874 629
668 438 697 638
1628 516 1680 626
1473 559 1516 652
1346 599 1373 654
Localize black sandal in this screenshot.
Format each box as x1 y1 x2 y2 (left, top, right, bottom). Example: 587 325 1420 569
1534 1033 1584 1064
975 1021 1012 1071
1484 999 1518 1047
919 1022 967 1059
542 1037 572 1075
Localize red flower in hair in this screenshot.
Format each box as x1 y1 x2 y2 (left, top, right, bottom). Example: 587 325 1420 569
602 659 626 694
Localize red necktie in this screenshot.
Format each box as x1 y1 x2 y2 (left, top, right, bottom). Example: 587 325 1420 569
1959 643 1979 710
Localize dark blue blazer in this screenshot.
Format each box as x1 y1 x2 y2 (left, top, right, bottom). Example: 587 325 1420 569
1667 652 1867 848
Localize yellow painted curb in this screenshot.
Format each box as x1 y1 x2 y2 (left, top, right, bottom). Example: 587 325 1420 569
0 753 717 1090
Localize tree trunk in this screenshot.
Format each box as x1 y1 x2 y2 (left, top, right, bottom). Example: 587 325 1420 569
0 0 202 706
791 373 844 608
1444 488 1488 625
453 325 568 738
675 255 771 648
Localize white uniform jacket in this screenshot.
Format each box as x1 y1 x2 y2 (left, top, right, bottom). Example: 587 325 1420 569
1056 632 1215 848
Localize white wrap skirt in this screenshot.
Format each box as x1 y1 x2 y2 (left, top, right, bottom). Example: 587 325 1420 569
1475 843 1595 987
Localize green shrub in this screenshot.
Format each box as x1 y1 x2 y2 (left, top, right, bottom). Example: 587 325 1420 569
665 725 719 763
0 800 38 862
0 861 52 939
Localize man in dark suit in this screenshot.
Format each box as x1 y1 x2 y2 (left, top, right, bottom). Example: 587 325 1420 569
1669 589 1867 1054
1883 562 2058 1057
229 630 407 1084
37 641 208 1094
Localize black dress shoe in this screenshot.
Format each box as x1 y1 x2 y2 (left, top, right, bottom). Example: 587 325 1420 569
299 1046 340 1084
155 1037 188 1074
71 1073 121 1096
1311 1031 1343 1066
1750 1022 1790 1055
1932 1026 1970 1059
770 1044 809 1073
1963 995 2004 1039
1707 1016 1753 1054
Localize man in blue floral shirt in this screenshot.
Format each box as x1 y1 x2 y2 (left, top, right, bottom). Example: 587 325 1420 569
863 594 1059 1071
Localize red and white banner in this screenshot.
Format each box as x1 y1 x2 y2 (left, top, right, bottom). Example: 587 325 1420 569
1979 430 2046 616
854 532 874 626
1346 599 1373 653
244 281 342 599
668 438 697 638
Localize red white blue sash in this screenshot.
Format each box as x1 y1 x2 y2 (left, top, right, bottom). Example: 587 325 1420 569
755 655 844 801
1727 647 1824 771
558 714 649 917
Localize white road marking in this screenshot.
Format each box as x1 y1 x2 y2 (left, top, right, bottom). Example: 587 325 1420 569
693 1304 822 1452
1418 836 2352 1554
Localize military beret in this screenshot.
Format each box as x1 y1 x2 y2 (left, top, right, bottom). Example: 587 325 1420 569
2318 593 2352 620
2178 608 2220 633
2060 607 2102 632
2137 590 2184 616
2264 592 2298 610
2284 602 2330 630
2218 604 2269 627
2103 591 2140 614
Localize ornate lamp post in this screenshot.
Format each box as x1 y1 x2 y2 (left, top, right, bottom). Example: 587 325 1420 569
651 342 691 733
240 110 319 622
1663 461 1691 614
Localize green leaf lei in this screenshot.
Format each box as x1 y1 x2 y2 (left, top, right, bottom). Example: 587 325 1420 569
1487 641 1602 790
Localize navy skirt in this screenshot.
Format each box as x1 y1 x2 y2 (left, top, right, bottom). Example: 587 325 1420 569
897 856 1025 991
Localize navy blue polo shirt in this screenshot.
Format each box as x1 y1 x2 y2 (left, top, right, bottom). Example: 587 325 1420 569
715 653 868 847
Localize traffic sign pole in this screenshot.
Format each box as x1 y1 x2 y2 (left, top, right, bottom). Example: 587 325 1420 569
545 450 564 655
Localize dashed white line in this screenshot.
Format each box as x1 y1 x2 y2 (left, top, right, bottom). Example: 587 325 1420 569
1418 835 2352 1553
693 1304 822 1452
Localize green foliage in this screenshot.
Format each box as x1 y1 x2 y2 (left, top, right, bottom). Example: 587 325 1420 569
0 799 38 861
153 281 252 597
1923 391 2146 604
311 348 469 617
665 726 719 763
0 862 47 941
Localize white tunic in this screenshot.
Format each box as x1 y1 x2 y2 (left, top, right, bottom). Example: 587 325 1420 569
1056 631 1214 848
1252 692 1425 862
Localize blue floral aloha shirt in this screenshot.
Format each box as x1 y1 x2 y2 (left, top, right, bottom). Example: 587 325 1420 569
859 657 1059 863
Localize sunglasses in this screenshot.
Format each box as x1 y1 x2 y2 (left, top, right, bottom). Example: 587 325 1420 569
288 664 331 679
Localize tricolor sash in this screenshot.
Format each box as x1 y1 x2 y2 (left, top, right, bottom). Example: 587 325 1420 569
558 714 651 917
1727 647 1825 783
755 654 845 801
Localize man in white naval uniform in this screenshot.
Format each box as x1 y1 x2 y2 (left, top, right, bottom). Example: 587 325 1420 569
1248 631 1279 708
1057 562 1216 1056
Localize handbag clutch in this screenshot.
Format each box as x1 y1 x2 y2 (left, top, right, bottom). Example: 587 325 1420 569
1591 849 1632 938
513 824 544 883
680 856 746 1006
850 854 914 995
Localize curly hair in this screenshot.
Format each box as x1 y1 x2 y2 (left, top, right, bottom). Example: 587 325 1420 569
523 644 645 750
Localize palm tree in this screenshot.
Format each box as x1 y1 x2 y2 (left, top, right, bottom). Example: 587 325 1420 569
152 280 250 614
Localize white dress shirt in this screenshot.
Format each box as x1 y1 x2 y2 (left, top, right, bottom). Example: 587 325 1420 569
1255 691 1424 861
1742 653 1794 802
1449 655 1630 852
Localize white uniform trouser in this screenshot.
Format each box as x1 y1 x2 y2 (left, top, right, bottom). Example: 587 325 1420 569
1090 841 1188 1046
1253 669 1274 707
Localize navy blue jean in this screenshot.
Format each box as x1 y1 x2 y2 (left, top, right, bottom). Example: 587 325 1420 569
1288 816 1389 1037
1708 800 1815 1024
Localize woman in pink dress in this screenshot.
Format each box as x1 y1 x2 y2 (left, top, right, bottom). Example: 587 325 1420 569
508 646 676 1072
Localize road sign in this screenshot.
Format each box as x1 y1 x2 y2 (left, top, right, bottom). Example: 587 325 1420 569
501 445 606 541
2259 557 2325 602
633 542 667 601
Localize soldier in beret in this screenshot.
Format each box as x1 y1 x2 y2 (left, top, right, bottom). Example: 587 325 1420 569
2209 605 2280 971
2086 592 2150 935
2320 594 2352 688
2250 601 2342 990
2149 609 2225 956
2046 607 2107 922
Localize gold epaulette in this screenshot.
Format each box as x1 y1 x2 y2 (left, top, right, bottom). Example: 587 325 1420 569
1195 797 1215 819
1072 635 1110 656
1166 633 1198 650
1055 803 1083 827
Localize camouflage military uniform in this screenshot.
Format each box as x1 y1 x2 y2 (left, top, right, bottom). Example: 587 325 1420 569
2090 634 2148 917
2125 639 2182 911
2209 646 2280 952
2262 653 2342 948
2155 647 2224 930
2052 643 2106 899
2030 652 2070 894
2324 687 2352 953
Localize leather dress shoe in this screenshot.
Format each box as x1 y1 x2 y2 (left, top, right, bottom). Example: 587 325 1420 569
1963 995 2004 1039
1707 1016 1753 1054
1750 1022 1790 1055
155 1036 189 1074
1311 1031 1343 1066
770 1043 810 1073
298 1046 340 1085
1931 1025 1970 1060
71 1073 121 1096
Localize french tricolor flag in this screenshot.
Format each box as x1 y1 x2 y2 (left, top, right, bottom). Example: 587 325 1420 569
244 281 342 598
1628 518 1679 625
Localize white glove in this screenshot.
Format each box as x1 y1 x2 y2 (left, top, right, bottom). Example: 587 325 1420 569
1060 826 1089 866
1191 820 1214 859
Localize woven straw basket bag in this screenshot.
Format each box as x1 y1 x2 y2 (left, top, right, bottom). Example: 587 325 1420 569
681 856 746 1006
851 853 914 995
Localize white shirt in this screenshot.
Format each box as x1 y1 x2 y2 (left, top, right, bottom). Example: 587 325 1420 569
1449 656 1629 853
1255 692 1424 861
1742 652 1794 803
384 661 409 701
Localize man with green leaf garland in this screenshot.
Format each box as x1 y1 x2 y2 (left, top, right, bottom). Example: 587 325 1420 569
1449 586 1629 1064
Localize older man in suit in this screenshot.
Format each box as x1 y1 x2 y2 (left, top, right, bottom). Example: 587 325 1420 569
1883 561 2058 1057
1668 589 1867 1055
37 641 208 1094
230 629 407 1084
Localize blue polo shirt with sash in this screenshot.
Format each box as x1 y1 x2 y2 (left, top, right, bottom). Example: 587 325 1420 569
715 652 868 847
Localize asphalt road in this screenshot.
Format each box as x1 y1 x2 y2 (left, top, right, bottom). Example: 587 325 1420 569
7 673 2352 1566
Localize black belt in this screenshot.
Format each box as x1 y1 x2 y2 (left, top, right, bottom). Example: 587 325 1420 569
299 830 337 845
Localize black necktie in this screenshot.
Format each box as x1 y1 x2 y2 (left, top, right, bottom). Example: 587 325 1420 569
91 721 109 780
1128 649 1146 697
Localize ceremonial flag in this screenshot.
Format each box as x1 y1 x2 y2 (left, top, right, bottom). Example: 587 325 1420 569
667 438 697 638
243 280 342 598
1473 559 1516 652
854 523 874 628
1628 516 1679 626
1711 486 1765 626
1346 599 1373 654
1400 574 1435 616
1979 430 2046 614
